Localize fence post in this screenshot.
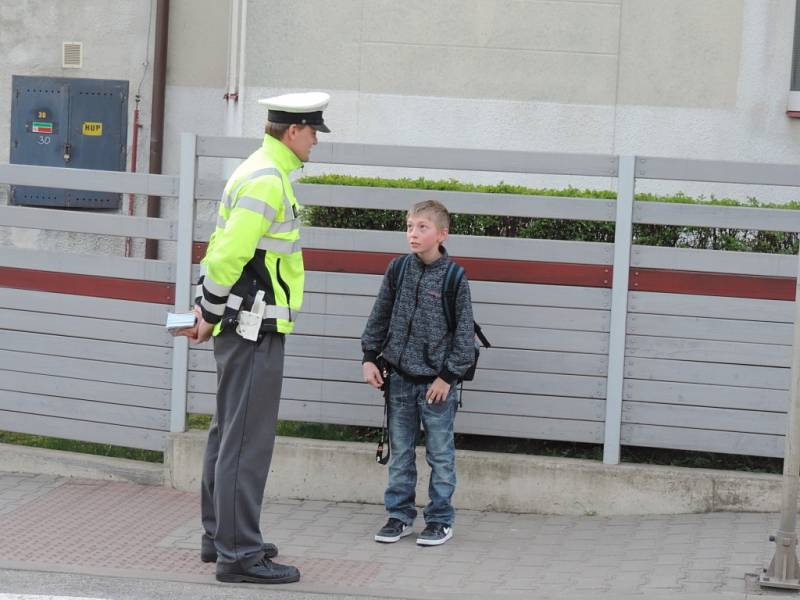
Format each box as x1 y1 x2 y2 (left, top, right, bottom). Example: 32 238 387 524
602 155 635 464
169 132 197 433
759 245 800 589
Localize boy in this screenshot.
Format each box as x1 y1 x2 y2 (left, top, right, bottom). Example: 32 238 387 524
361 200 475 546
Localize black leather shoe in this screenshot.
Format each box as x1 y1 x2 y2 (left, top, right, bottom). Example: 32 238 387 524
201 542 278 563
216 557 300 584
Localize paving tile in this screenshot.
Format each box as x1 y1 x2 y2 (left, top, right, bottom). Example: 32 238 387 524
0 472 792 599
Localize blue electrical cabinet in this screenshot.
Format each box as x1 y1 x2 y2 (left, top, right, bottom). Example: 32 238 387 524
10 75 128 209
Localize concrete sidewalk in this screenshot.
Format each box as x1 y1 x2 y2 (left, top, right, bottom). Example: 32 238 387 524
0 471 786 599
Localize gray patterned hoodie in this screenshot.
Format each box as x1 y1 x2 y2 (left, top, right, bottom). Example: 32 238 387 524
361 247 475 384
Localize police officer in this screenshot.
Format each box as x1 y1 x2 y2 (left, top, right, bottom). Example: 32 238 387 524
178 92 331 584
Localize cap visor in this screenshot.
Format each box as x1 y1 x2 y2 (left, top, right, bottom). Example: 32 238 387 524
312 122 331 133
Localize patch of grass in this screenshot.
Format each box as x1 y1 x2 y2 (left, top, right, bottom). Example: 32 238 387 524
187 413 212 430
188 417 782 474
0 430 163 463
1 419 783 476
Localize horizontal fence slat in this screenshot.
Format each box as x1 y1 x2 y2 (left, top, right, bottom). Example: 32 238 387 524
290 315 610 353
0 249 174 283
622 401 785 435
0 330 172 368
0 410 166 452
303 272 613 308
624 356 789 390
0 370 170 410
630 268 795 301
621 423 783 458
633 201 800 232
627 313 792 345
635 156 800 187
1 349 172 389
264 335 607 376
455 412 604 443
276 399 383 427
299 227 614 265
0 164 179 196
631 245 797 278
0 205 177 240
197 180 618 221
301 185 617 221
628 291 793 322
188 361 607 399
301 291 609 331
0 390 169 430
626 335 790 368
0 288 172 323
462 391 606 421
0 309 172 347
197 138 620 177
624 379 788 412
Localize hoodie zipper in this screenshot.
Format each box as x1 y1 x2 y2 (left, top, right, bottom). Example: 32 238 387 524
398 262 426 373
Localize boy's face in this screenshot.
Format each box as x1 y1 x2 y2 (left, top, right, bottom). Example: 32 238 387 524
406 212 448 262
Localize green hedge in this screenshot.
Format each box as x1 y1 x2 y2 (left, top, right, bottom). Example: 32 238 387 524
300 175 800 254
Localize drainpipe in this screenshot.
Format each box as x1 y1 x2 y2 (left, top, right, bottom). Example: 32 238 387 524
124 98 142 258
223 0 246 176
145 0 169 259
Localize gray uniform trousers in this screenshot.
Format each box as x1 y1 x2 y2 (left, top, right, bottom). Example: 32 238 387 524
200 327 285 568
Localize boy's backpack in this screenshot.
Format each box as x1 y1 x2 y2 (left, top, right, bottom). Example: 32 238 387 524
388 254 490 382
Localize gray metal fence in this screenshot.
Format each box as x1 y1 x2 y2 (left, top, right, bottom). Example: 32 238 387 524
1 136 800 464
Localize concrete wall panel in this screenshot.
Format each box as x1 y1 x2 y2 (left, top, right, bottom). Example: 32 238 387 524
617 0 744 108
245 0 362 89
360 43 617 103
363 0 620 55
166 0 230 87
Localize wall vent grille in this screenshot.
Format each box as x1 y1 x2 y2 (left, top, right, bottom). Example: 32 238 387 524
62 42 83 68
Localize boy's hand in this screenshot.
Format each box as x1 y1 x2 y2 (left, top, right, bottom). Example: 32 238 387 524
363 362 384 389
426 377 451 404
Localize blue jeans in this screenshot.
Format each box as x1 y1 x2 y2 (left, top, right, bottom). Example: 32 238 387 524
384 371 457 527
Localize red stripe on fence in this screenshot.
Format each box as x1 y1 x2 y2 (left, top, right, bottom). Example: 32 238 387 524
2 258 796 304
304 249 614 287
630 268 796 301
0 267 175 304
193 244 614 287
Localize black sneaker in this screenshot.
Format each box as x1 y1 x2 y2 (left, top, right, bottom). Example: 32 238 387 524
216 557 300 584
374 517 414 543
416 522 453 546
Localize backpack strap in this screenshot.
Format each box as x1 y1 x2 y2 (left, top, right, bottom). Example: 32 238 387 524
474 322 491 348
389 254 413 298
442 261 464 332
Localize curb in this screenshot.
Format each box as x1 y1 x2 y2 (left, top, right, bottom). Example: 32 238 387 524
0 435 789 515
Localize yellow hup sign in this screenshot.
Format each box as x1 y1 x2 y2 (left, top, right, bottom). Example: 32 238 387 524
82 122 103 136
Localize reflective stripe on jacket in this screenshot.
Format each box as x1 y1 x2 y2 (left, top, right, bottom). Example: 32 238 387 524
198 134 304 335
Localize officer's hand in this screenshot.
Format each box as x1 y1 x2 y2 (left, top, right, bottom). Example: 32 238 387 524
176 305 213 344
426 377 451 404
189 318 214 344
363 362 384 389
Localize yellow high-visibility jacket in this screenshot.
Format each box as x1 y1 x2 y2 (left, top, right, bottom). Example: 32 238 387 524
198 134 304 336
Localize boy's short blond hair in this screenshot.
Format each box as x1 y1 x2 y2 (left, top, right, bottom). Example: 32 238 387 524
408 200 450 231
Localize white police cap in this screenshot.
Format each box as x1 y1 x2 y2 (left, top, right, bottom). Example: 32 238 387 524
258 92 331 133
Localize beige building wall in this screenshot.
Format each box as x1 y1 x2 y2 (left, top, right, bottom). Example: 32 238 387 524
2 0 800 257
235 0 800 201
